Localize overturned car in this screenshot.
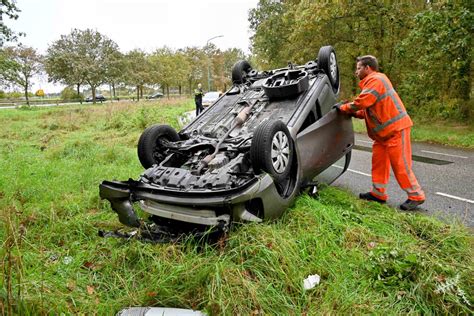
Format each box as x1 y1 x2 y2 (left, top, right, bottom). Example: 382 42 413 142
100 46 354 233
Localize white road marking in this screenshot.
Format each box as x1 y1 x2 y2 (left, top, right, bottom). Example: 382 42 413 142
421 150 468 159
348 168 371 177
335 165 371 177
435 192 474 204
357 140 373 145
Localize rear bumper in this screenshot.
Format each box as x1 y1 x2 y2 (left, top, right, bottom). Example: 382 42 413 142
139 200 231 226
99 175 280 228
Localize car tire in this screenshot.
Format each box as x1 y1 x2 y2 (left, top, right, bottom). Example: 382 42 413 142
250 120 294 183
137 124 180 169
317 46 340 94
231 60 252 84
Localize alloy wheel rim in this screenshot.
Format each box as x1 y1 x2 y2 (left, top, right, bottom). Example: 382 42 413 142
271 131 290 173
329 52 337 80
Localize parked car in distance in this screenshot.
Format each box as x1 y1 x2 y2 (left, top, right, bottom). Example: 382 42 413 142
147 92 164 99
85 94 106 102
202 91 221 107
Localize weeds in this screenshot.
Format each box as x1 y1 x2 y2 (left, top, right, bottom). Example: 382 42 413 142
0 100 472 314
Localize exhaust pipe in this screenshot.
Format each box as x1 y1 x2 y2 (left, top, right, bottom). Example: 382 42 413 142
197 100 257 174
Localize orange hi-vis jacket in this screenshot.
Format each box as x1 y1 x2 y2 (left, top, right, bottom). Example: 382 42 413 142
341 72 412 140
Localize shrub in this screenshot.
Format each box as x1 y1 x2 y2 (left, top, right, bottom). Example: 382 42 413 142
60 86 82 101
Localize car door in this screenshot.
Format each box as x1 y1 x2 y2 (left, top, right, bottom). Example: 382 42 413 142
296 108 354 186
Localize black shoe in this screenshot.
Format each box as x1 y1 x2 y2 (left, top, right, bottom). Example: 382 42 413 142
399 199 425 211
359 192 386 204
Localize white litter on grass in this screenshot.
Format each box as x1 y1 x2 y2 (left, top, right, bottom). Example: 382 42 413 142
303 274 321 290
63 256 73 265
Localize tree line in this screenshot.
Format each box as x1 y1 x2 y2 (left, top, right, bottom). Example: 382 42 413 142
0 28 246 104
1 0 471 118
249 0 473 120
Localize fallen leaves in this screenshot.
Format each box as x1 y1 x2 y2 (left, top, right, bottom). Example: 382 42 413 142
86 285 95 295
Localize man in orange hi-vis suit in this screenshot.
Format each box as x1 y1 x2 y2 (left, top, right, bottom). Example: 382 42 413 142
335 55 425 210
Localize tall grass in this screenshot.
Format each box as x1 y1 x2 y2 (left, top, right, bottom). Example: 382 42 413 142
0 100 472 314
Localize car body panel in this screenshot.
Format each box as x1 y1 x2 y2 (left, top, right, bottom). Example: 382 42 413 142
297 109 354 184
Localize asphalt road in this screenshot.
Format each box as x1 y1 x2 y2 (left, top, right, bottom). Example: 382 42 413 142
334 133 474 227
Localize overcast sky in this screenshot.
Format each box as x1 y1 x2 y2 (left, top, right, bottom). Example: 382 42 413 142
6 0 260 92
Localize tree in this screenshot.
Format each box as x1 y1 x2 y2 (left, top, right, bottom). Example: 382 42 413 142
400 0 473 119
45 29 120 103
182 47 207 94
249 0 288 69
45 32 86 101
123 49 151 101
0 45 42 105
249 1 425 97
0 48 19 87
172 50 191 95
1 0 24 46
221 48 246 91
104 50 125 99
203 43 220 91
149 47 176 97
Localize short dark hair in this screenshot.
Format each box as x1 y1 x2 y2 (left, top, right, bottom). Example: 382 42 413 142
356 55 379 71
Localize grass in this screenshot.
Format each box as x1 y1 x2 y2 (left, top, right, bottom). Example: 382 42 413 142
0 100 472 314
352 117 474 148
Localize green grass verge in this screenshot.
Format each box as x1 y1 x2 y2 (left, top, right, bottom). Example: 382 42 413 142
352 118 474 148
0 100 472 314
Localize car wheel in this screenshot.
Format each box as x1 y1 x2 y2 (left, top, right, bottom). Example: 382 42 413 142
317 46 340 94
231 60 252 84
137 124 180 169
250 120 294 183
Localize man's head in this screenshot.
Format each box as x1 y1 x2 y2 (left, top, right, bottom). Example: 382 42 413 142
198 83 202 89
355 55 378 80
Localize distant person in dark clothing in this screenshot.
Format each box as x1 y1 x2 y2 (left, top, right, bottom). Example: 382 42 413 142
194 83 204 116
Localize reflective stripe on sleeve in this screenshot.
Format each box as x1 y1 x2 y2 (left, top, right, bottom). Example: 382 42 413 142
361 88 381 99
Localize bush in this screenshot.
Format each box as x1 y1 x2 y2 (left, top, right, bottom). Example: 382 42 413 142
60 86 83 101
5 91 23 99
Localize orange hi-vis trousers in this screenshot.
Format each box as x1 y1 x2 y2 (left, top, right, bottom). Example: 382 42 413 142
370 128 425 202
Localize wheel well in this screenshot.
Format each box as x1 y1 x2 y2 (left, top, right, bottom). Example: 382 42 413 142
245 198 264 219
